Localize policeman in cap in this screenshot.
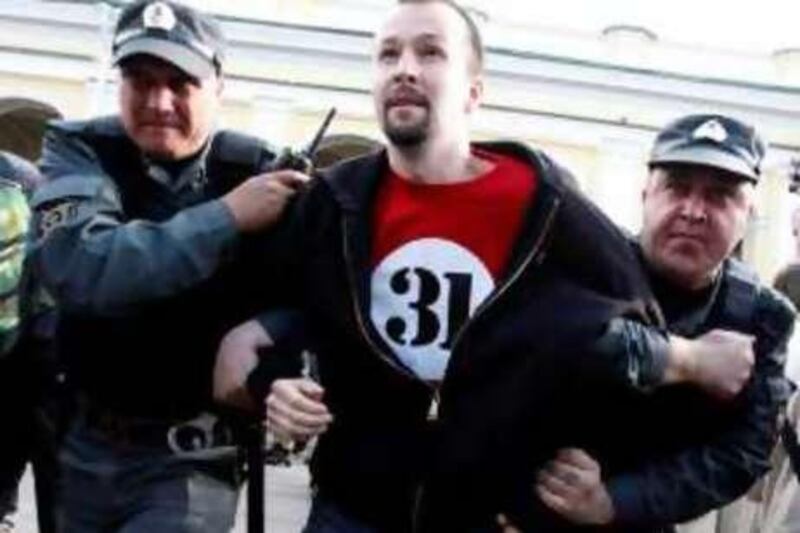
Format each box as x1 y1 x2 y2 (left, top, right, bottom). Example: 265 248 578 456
30 1 308 530
532 114 795 531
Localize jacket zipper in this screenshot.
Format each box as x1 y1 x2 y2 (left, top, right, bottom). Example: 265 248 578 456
341 190 560 532
340 197 561 402
409 198 560 531
445 197 561 369
340 216 434 389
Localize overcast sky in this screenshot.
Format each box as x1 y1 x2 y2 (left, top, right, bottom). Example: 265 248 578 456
479 0 800 55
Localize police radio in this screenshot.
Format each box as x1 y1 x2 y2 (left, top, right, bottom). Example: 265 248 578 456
268 107 337 174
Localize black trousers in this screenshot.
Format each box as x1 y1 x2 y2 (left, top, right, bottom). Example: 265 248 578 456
0 348 62 533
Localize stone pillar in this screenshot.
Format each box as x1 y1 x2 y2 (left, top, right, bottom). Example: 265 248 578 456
591 136 648 232
773 48 800 86
743 153 798 280
85 2 118 116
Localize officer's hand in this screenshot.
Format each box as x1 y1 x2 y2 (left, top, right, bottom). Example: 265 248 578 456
667 329 755 400
266 378 333 442
222 170 309 233
535 448 615 525
213 320 273 411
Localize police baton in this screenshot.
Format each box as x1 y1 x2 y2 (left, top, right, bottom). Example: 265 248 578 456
246 419 266 533
245 109 335 533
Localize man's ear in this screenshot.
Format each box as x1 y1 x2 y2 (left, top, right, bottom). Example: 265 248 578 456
742 183 757 221
747 201 756 222
642 168 662 203
642 173 653 203
466 76 483 114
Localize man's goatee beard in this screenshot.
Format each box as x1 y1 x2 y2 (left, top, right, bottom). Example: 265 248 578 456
385 125 428 148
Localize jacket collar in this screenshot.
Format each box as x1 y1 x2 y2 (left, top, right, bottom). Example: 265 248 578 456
318 140 574 214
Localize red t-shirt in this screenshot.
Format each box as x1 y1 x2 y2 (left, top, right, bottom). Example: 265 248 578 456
369 149 537 381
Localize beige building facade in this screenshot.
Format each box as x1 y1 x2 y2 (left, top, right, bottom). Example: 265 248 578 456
1 0 800 280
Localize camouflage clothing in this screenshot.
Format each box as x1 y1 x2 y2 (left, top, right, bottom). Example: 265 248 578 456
0 178 29 357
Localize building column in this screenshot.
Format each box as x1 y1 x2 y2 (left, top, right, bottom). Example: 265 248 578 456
590 136 649 233
85 2 118 116
744 152 797 280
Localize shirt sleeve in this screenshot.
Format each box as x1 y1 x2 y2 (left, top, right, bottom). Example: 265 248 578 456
30 123 241 316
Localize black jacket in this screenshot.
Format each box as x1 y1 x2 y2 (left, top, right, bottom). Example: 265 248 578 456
257 141 663 531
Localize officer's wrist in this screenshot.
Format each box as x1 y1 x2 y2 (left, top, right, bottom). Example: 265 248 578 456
662 335 697 385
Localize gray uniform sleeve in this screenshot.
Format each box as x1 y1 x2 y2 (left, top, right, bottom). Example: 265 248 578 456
30 124 240 316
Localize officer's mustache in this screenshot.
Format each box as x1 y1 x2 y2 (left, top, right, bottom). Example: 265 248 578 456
138 114 182 129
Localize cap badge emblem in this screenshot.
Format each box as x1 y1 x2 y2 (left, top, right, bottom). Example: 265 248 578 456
143 2 177 31
692 119 728 143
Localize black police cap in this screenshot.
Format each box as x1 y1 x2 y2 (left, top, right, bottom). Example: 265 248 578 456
112 1 225 80
649 114 766 184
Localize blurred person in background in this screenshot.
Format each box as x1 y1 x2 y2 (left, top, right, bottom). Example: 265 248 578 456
0 151 56 533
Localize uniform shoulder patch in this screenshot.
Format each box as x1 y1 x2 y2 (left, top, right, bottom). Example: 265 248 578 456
38 201 78 238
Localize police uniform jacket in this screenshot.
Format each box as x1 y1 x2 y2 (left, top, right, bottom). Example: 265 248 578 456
571 252 795 533
30 116 276 419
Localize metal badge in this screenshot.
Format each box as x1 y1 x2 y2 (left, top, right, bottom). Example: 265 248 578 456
38 201 77 238
166 412 233 454
143 2 177 31
692 119 728 144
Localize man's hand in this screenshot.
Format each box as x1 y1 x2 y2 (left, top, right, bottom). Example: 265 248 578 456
213 320 273 411
266 378 333 442
535 448 615 525
222 170 309 233
665 329 755 400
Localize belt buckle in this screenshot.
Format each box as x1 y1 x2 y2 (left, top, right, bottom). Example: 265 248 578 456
166 413 233 454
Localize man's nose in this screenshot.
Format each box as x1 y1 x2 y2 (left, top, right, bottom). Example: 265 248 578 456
678 194 708 222
144 86 174 113
392 50 420 82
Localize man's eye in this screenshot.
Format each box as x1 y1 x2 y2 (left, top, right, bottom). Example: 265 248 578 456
170 79 196 94
378 49 399 61
420 46 443 58
709 188 735 204
129 77 151 91
666 182 691 197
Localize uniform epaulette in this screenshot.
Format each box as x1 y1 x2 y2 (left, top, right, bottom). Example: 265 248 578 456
210 130 278 169
49 116 125 138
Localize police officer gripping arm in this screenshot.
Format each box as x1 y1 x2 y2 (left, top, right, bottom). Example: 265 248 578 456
29 2 309 531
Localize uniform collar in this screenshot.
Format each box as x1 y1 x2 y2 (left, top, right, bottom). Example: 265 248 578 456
142 136 213 193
